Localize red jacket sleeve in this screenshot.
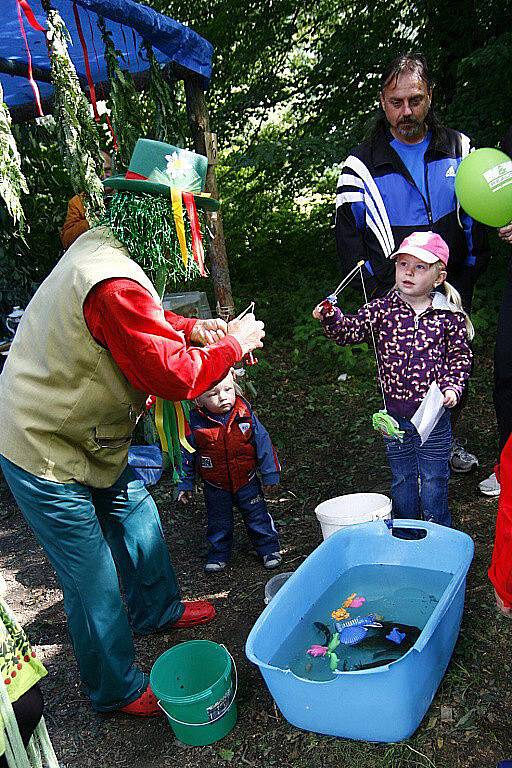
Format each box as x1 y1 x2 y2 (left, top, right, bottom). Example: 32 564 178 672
83 278 242 401
163 310 196 341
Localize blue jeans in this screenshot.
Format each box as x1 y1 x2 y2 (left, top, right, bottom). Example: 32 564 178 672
383 411 452 527
203 476 280 562
0 456 183 711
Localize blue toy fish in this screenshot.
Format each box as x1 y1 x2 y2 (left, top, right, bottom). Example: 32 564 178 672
336 614 384 646
338 626 369 645
335 614 382 634
386 627 406 645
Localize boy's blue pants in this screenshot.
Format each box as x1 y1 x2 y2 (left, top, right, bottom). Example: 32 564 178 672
203 477 279 563
0 455 184 711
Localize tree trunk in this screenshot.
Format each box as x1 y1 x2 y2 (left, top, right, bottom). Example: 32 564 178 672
184 75 234 317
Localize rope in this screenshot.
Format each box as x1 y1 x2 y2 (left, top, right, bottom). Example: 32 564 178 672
359 268 388 412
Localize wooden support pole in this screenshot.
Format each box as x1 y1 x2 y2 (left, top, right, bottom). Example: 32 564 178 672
184 75 234 317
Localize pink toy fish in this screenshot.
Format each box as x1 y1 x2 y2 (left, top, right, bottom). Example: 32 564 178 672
349 596 366 608
306 645 327 657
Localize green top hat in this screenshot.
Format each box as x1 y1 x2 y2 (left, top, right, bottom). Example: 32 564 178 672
103 139 219 211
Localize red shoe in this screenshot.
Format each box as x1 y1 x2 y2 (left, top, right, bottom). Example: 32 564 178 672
172 600 216 628
119 686 162 717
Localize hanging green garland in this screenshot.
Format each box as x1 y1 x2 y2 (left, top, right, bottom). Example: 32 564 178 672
144 42 186 146
98 17 140 171
103 192 203 296
0 83 28 231
43 3 104 224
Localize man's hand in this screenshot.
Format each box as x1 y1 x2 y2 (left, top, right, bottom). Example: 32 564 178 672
227 313 265 357
190 318 228 346
498 222 512 245
177 490 193 504
495 588 512 618
442 389 458 408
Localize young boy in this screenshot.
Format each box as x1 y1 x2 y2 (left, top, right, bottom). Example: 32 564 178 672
178 370 282 572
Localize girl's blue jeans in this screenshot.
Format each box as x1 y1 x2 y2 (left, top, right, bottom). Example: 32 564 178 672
0 455 184 711
383 411 452 527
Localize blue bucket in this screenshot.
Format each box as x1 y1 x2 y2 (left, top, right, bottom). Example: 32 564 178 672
246 520 474 742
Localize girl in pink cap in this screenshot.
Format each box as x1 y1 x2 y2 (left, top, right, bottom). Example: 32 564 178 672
313 231 473 526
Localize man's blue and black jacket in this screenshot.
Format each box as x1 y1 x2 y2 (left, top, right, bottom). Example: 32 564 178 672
335 126 490 309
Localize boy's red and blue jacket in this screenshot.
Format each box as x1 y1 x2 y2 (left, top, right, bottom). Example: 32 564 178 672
178 396 280 493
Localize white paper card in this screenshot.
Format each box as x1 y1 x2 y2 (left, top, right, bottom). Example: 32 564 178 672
411 381 446 445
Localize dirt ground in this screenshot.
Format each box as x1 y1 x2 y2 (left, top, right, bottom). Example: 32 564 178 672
1 343 511 768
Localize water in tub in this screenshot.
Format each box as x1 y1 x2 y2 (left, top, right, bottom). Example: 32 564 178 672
269 564 452 681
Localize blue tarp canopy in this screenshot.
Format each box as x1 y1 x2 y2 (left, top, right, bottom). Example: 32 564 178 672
1 0 213 113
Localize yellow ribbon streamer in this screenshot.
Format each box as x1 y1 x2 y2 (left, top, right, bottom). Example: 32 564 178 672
171 187 189 268
155 397 169 453
175 401 195 453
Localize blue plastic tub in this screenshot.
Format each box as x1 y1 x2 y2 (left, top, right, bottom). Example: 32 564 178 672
246 520 474 742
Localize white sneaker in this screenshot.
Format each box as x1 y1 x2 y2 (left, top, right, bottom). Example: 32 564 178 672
478 472 501 497
450 438 479 473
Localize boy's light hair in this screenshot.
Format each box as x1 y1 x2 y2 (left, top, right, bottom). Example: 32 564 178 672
193 368 243 408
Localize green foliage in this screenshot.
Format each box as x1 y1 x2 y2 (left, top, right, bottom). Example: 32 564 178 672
99 17 143 170
446 31 512 147
0 84 28 231
144 42 188 146
45 8 105 224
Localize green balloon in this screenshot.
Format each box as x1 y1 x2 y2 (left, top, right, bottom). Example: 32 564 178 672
455 148 512 227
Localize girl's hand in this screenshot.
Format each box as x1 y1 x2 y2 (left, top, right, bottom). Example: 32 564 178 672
312 303 324 320
442 389 458 408
177 490 193 504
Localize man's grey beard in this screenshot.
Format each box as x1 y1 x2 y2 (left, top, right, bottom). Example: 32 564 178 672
396 119 425 138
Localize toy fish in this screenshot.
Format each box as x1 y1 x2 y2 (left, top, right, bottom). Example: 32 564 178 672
335 614 382 633
386 627 406 645
342 593 357 609
331 607 350 621
306 644 327 657
372 410 405 441
338 625 369 645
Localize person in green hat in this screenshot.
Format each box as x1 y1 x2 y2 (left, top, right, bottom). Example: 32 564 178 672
0 139 264 717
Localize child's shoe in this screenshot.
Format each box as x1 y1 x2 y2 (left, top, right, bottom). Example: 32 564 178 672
263 552 282 570
204 561 227 573
119 685 162 717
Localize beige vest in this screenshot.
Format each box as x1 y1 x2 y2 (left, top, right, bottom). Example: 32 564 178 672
0 226 162 488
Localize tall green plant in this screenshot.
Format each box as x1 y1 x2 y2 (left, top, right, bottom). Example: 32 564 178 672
0 84 28 232
144 42 187 145
98 16 141 169
43 3 104 224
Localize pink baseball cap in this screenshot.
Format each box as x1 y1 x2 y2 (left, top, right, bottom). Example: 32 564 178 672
393 231 450 266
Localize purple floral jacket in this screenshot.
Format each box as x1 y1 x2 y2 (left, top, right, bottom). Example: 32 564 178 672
320 290 473 419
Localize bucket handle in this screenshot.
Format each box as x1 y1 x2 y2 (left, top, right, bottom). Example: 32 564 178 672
413 566 469 653
157 645 238 727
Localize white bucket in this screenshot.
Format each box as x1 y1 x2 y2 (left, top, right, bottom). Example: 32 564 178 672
264 572 293 605
315 493 392 540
